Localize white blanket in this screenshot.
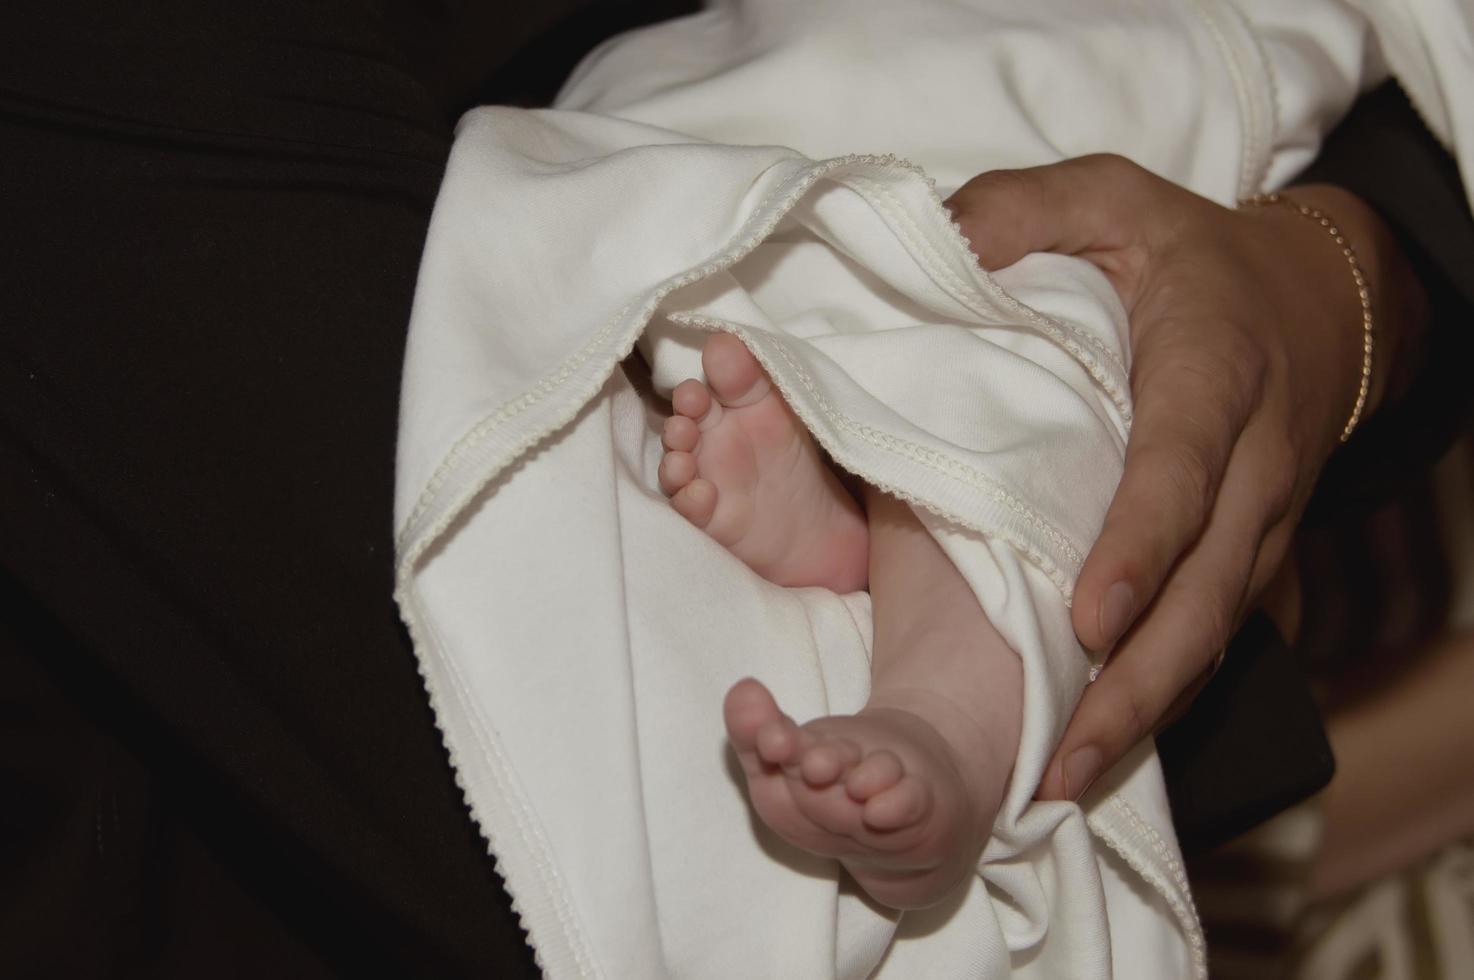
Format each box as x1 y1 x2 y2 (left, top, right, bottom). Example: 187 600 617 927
394 2 1472 977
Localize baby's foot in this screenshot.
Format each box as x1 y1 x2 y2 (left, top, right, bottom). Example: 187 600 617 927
724 678 998 909
659 333 868 593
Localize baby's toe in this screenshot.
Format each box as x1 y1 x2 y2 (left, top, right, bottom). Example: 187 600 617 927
724 678 784 751
702 333 770 409
658 451 697 495
862 775 931 831
662 414 700 453
755 714 802 767
799 737 862 788
845 750 905 801
671 478 717 527
672 379 714 423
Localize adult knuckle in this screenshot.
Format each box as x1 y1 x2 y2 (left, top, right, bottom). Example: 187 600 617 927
1084 152 1141 185
954 168 1034 221
1114 687 1154 747
971 167 1032 200
1258 437 1298 515
1137 330 1244 409
1260 336 1292 384
1225 332 1269 390
1197 587 1244 653
1155 442 1215 526
1188 341 1264 421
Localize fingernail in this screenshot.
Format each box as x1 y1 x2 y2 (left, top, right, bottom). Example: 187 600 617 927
1063 746 1102 801
1098 581 1135 647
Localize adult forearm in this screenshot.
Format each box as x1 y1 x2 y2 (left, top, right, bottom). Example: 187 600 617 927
1263 183 1428 432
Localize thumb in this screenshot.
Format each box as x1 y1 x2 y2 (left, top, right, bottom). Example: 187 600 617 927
944 154 1157 272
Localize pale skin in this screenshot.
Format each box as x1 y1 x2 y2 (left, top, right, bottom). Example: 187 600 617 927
658 332 1022 910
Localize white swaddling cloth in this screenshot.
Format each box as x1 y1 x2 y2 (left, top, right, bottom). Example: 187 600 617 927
393 1 1472 977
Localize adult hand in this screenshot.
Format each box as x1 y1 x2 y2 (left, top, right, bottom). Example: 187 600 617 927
945 155 1425 800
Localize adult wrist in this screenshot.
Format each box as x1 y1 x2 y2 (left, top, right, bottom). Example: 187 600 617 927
1277 184 1429 428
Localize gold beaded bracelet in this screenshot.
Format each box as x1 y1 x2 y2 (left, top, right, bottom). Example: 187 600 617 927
1239 192 1374 443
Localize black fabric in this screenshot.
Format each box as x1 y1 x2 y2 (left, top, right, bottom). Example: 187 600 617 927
0 1 643 976
1 4 1468 976
1157 614 1336 857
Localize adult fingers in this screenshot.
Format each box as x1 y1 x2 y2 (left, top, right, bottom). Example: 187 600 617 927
1039 433 1282 801
1070 331 1264 651
1153 516 1299 729
943 154 1156 271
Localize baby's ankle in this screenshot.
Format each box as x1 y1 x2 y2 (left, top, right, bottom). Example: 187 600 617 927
860 692 1010 818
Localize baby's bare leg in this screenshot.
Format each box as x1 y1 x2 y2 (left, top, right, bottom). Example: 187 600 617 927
726 488 1022 909
866 489 1022 838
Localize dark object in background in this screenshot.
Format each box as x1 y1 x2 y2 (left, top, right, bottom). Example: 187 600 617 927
1158 613 1336 857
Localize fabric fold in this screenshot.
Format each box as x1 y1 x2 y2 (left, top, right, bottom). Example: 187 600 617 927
395 1 1471 976
396 112 1191 978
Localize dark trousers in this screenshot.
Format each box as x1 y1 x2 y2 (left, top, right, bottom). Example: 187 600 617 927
0 1 606 974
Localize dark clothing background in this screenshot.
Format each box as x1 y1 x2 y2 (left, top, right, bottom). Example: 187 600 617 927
2 1 1469 976
1 2 691 975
